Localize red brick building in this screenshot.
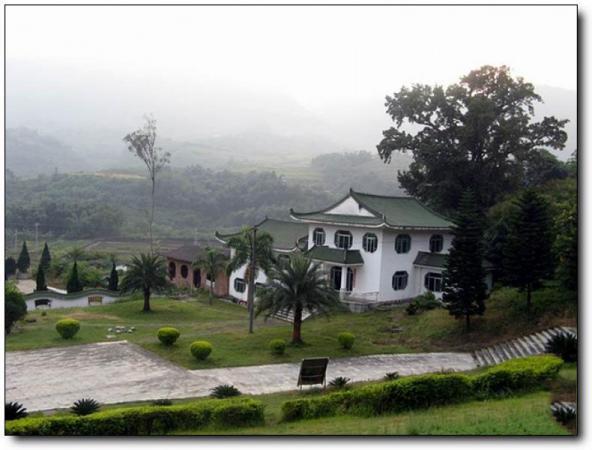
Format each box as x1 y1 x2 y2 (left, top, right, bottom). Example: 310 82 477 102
164 244 229 297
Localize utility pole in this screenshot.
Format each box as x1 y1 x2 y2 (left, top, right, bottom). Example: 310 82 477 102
35 223 40 250
247 226 257 334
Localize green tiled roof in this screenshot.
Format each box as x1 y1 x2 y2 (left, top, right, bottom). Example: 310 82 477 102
413 251 448 268
413 251 494 270
291 189 453 230
215 218 308 251
306 246 364 265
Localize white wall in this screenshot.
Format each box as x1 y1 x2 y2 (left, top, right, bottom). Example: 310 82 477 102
25 294 119 311
324 196 375 217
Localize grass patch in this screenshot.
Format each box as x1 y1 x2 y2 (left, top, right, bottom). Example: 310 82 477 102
7 284 576 369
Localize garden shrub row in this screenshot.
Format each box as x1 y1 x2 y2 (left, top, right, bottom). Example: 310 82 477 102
281 355 562 422
6 398 264 436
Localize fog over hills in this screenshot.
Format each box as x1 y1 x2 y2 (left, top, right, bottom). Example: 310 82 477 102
6 59 576 178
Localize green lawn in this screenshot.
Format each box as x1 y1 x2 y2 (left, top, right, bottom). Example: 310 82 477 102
7 284 576 369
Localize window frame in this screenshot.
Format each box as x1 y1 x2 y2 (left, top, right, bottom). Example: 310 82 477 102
234 278 246 293
392 271 408 291
180 264 189 279
424 272 443 292
334 230 353 249
429 234 444 253
395 234 411 254
362 233 378 253
312 228 326 246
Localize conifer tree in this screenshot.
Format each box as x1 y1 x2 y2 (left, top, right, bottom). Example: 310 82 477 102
5 257 17 279
40 242 52 271
66 261 83 293
442 190 487 331
17 241 30 273
36 263 47 291
503 189 554 311
108 262 119 291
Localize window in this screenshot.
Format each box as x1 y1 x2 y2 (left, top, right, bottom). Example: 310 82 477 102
330 266 342 290
168 261 176 279
392 271 408 290
395 234 411 253
430 234 444 253
334 230 353 249
362 233 378 253
346 268 354 291
425 272 443 292
313 228 326 246
234 278 246 293
193 269 201 288
180 264 189 279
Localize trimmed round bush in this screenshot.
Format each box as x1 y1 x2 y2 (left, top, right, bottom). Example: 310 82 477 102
338 332 355 350
157 327 180 346
190 340 213 360
269 338 287 355
56 318 80 339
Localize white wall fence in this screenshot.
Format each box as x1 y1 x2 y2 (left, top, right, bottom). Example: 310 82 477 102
24 289 121 311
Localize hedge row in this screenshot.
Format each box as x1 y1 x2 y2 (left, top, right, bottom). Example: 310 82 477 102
281 355 562 422
6 398 265 436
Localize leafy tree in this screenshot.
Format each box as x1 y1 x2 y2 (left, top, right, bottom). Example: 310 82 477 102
377 65 568 213
40 242 52 271
523 149 568 187
5 257 17 279
5 283 27 334
193 247 226 305
66 261 83 294
554 200 577 291
17 241 30 273
123 116 171 252
442 191 488 331
35 263 47 291
108 262 119 291
120 253 169 312
484 217 509 282
256 255 340 344
226 227 274 333
503 189 554 311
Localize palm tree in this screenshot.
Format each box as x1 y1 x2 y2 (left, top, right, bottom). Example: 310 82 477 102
226 227 274 333
64 246 85 263
120 253 169 312
193 247 226 305
256 255 341 345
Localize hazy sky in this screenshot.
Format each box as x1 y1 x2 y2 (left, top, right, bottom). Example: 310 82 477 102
5 4 577 144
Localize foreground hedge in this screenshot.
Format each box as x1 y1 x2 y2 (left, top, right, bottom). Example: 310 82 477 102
281 355 562 422
6 398 264 436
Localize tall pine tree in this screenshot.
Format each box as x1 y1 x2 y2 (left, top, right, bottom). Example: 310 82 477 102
503 189 554 311
40 242 52 271
17 241 30 273
36 263 47 291
66 261 83 293
108 262 119 291
442 190 487 331
5 257 17 279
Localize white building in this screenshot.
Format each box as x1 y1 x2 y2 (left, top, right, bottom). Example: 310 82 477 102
217 189 492 312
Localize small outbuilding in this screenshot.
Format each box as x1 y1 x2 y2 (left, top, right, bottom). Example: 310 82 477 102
164 244 229 297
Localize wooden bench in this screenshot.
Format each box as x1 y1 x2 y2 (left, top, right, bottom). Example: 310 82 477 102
297 357 329 390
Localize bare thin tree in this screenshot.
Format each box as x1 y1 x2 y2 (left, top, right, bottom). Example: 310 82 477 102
124 116 171 253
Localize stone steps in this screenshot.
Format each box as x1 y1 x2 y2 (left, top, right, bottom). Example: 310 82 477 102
472 326 577 367
551 401 577 415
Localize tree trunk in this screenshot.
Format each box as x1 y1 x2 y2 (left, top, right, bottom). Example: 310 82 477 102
143 287 151 312
465 313 471 332
247 227 257 334
292 307 303 344
209 278 214 305
149 175 155 254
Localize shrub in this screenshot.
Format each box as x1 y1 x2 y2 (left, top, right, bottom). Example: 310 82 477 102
71 398 100 416
151 399 173 406
190 341 212 360
157 327 180 346
211 384 241 399
329 377 351 389
6 398 265 436
55 318 81 339
405 302 418 315
406 292 440 316
545 332 577 362
281 355 562 422
269 338 287 355
384 372 400 381
5 283 27 334
5 402 28 420
337 332 355 350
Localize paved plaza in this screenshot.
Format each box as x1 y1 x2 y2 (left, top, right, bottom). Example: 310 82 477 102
6 341 477 412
